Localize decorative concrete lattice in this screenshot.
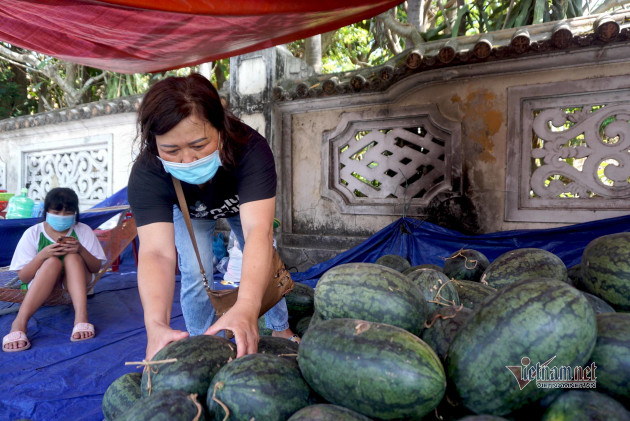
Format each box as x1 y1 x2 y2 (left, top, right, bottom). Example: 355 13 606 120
25 145 109 206
506 75 630 222
531 104 630 199
323 108 461 216
339 127 446 199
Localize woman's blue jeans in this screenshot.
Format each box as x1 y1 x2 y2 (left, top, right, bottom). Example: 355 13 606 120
173 206 289 335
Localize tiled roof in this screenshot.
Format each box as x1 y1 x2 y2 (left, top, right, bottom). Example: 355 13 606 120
0 95 142 133
273 11 630 101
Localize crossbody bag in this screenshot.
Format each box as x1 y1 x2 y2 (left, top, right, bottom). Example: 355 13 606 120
172 176 294 318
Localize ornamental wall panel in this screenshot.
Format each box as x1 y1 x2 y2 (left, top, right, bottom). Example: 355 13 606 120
506 75 630 222
18 134 113 208
322 107 462 215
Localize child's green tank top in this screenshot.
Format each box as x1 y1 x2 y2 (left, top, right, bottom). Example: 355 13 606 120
38 230 78 263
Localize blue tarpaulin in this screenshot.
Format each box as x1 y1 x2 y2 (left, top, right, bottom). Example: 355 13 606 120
0 188 130 267
292 215 630 288
1 213 630 420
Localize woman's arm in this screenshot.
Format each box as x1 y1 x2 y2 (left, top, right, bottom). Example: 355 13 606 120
206 196 276 357
137 222 189 360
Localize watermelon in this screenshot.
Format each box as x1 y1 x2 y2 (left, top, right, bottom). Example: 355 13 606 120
295 316 312 337
315 263 428 336
567 263 584 289
102 372 142 421
404 264 443 276
446 278 597 415
421 305 473 361
257 335 299 359
308 309 325 330
581 291 616 314
286 282 315 321
480 248 568 289
458 416 510 421
541 390 630 421
452 280 496 310
581 232 630 311
408 269 460 314
587 313 630 405
206 353 311 421
442 249 490 282
258 315 273 336
288 404 373 421
140 335 236 399
298 318 446 420
375 254 411 272
118 390 203 421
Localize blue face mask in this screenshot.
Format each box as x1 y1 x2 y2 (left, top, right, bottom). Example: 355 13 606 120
46 212 76 232
157 149 222 185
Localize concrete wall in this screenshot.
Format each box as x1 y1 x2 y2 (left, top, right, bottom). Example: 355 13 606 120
273 44 630 269
0 111 137 209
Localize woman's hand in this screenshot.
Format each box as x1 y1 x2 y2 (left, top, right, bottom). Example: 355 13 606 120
205 299 259 358
146 322 189 361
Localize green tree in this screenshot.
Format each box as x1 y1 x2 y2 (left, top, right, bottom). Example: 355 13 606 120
292 0 629 73
0 41 230 118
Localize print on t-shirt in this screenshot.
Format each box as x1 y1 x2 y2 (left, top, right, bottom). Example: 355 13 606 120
191 195 240 219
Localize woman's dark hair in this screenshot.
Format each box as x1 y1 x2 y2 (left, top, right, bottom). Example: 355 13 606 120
43 187 80 222
135 73 249 169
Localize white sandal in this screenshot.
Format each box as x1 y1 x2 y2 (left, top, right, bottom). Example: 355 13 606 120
70 323 95 342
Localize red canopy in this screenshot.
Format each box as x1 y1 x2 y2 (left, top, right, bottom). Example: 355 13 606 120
0 0 403 74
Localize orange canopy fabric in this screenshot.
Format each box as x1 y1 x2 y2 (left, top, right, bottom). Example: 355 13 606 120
0 0 403 73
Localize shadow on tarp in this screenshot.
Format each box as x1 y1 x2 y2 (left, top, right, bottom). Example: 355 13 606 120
0 261 186 421
291 215 630 288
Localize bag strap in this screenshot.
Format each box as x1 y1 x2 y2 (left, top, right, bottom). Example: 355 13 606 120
172 176 211 292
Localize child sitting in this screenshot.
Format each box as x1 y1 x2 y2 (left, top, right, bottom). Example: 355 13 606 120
2 187 106 352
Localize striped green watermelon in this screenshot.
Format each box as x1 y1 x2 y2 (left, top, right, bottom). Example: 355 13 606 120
458 416 510 421
446 278 597 416
258 315 273 336
541 390 630 421
206 353 311 421
408 269 460 314
286 282 315 321
257 336 299 361
118 390 203 421
567 263 585 290
298 318 446 420
315 263 428 336
452 280 496 310
581 291 616 314
375 254 411 272
442 249 490 282
140 335 236 399
480 248 567 289
581 233 630 311
587 313 630 405
295 316 312 337
288 404 373 420
421 305 473 361
102 371 142 421
404 264 443 276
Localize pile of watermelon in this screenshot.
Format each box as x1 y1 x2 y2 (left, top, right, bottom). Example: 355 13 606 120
103 233 630 420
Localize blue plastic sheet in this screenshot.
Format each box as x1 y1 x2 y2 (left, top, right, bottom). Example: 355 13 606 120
0 188 129 267
0 262 181 421
292 215 630 288
2 212 630 420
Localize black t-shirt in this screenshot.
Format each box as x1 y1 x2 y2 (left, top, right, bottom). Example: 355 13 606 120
128 126 276 227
